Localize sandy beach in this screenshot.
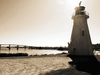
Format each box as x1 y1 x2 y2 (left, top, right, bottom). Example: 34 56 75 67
0 54 96 75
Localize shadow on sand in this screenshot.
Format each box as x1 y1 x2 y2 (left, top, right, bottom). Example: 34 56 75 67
40 55 100 75
68 55 100 75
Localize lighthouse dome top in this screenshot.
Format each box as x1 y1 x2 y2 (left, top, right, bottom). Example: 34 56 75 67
73 1 89 16
72 2 89 19
75 6 86 15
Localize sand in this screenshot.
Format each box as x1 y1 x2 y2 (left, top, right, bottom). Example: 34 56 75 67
0 54 91 75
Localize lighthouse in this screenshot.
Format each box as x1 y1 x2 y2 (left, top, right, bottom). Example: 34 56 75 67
68 2 93 56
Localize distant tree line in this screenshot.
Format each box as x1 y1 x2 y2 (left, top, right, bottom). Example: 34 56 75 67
2 43 100 51
28 46 68 50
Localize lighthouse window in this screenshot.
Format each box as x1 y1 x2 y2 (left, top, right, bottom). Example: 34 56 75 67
82 30 85 36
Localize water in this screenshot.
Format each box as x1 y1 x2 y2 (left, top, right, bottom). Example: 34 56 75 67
0 48 68 55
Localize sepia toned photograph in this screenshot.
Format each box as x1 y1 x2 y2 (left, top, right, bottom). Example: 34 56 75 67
0 0 100 75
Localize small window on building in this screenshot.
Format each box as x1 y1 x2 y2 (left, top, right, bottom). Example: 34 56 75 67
82 30 85 36
73 48 76 50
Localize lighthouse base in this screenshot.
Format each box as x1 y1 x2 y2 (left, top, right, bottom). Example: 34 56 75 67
67 54 96 63
68 54 100 75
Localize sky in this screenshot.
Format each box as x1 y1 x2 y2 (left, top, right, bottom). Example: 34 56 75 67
0 0 100 47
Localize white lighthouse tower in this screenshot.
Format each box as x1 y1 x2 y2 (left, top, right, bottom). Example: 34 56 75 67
68 2 93 56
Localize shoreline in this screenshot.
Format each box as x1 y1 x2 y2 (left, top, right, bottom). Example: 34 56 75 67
0 53 68 59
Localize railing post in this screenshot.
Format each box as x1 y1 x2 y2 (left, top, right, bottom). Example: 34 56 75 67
24 46 26 53
0 45 1 53
17 45 19 53
9 45 10 53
